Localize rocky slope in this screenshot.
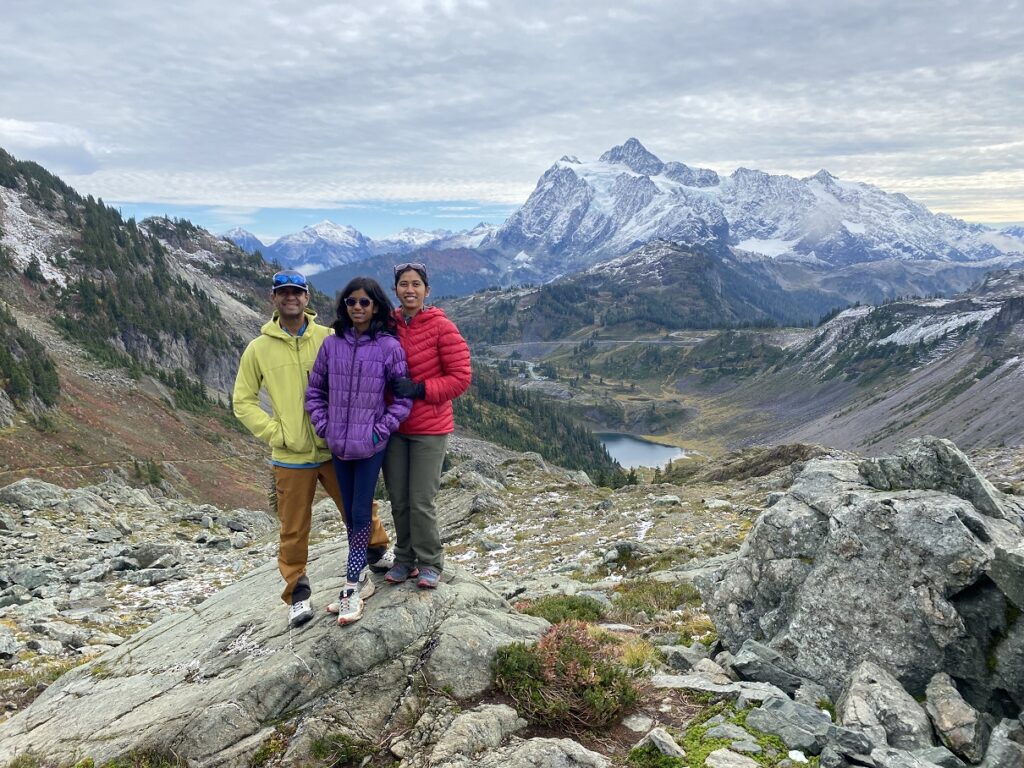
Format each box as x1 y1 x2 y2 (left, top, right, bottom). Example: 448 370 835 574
1 435 1022 767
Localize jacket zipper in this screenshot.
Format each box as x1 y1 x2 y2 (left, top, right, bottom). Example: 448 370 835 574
298 334 317 454
343 333 359 458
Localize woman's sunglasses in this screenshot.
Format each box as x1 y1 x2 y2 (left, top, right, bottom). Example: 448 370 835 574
344 297 373 308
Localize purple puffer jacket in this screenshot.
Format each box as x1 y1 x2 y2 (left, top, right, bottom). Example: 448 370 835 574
305 329 412 460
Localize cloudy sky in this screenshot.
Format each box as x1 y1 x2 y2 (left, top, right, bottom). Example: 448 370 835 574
2 0 1022 241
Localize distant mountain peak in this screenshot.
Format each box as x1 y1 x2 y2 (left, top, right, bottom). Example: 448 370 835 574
599 138 665 176
221 227 266 255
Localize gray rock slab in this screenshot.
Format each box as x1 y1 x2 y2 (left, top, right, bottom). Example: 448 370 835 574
0 478 68 508
0 542 546 767
704 748 761 767
650 673 787 706
622 714 655 733
745 696 833 754
858 437 1007 519
660 642 709 672
634 727 686 757
732 638 808 694
435 737 609 768
705 723 752 741
925 672 992 763
979 718 1024 768
914 746 967 768
838 660 934 750
871 746 946 768
429 704 526 764
989 543 1024 609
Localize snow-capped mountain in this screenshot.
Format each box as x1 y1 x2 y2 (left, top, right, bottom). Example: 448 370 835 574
489 138 1024 281
241 221 500 275
263 220 373 274
222 227 266 255
370 228 453 256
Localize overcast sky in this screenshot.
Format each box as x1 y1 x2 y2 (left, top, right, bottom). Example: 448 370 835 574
2 0 1022 240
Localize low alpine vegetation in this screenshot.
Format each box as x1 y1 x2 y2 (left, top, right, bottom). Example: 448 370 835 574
515 594 606 624
493 620 641 730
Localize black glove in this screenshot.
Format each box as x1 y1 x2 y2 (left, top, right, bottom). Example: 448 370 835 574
392 377 426 399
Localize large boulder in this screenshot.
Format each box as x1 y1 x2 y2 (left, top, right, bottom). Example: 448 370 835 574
0 540 547 766
699 437 1024 715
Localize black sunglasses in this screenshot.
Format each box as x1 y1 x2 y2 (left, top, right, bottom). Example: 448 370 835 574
394 262 427 277
344 297 372 308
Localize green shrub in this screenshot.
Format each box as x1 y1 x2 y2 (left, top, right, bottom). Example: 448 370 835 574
627 743 686 767
516 594 606 624
309 734 373 767
611 577 702 621
493 620 640 729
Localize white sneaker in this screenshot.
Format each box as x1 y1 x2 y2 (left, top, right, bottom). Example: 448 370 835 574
288 598 314 628
358 567 376 600
327 570 374 614
368 548 396 573
333 586 364 625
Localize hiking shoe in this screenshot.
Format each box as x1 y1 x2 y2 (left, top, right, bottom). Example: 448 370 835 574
288 598 314 628
416 566 441 589
327 569 375 613
332 586 364 626
385 562 419 584
368 548 396 573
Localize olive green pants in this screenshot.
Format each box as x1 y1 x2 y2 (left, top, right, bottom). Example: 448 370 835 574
383 433 448 570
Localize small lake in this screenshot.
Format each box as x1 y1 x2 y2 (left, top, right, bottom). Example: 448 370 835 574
596 432 687 469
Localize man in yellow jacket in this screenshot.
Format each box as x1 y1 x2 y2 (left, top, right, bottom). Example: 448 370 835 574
233 269 392 628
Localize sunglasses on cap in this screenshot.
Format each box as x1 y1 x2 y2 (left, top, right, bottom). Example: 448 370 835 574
272 271 308 291
394 262 427 277
344 297 372 308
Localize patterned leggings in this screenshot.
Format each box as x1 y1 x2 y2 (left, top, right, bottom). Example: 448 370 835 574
332 450 387 583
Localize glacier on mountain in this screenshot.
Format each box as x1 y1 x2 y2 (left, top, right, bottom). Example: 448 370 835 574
489 138 1024 281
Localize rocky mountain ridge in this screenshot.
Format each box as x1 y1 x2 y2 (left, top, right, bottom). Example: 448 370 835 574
224 222 498 276
488 138 1024 284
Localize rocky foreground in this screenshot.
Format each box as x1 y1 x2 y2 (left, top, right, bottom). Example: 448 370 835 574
0 436 1021 767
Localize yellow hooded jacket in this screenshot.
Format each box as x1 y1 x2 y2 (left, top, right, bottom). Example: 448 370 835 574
233 308 332 465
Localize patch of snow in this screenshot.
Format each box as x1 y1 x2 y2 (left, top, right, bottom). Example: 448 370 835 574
842 220 866 234
0 186 69 287
735 237 799 257
876 307 1000 346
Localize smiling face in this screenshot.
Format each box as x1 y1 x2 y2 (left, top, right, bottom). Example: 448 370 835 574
395 268 429 316
344 288 374 333
272 286 309 327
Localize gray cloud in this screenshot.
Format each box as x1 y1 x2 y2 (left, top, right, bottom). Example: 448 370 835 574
1 0 1022 222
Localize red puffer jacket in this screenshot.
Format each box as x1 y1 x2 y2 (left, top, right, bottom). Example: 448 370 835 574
394 307 472 434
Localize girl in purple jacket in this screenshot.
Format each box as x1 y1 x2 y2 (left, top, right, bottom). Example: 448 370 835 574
306 277 412 625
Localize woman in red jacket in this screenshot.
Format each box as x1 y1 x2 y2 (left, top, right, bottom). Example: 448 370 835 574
386 263 472 588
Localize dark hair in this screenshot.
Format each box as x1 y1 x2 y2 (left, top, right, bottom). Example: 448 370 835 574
333 277 396 337
393 264 429 288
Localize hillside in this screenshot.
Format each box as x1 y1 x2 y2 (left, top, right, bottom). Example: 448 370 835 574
485 271 1024 454
0 149 309 506
446 240 849 344
0 150 625 506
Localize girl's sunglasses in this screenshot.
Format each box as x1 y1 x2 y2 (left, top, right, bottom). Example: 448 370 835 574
344 297 372 308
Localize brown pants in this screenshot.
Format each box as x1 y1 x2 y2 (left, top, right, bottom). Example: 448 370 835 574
273 461 390 604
